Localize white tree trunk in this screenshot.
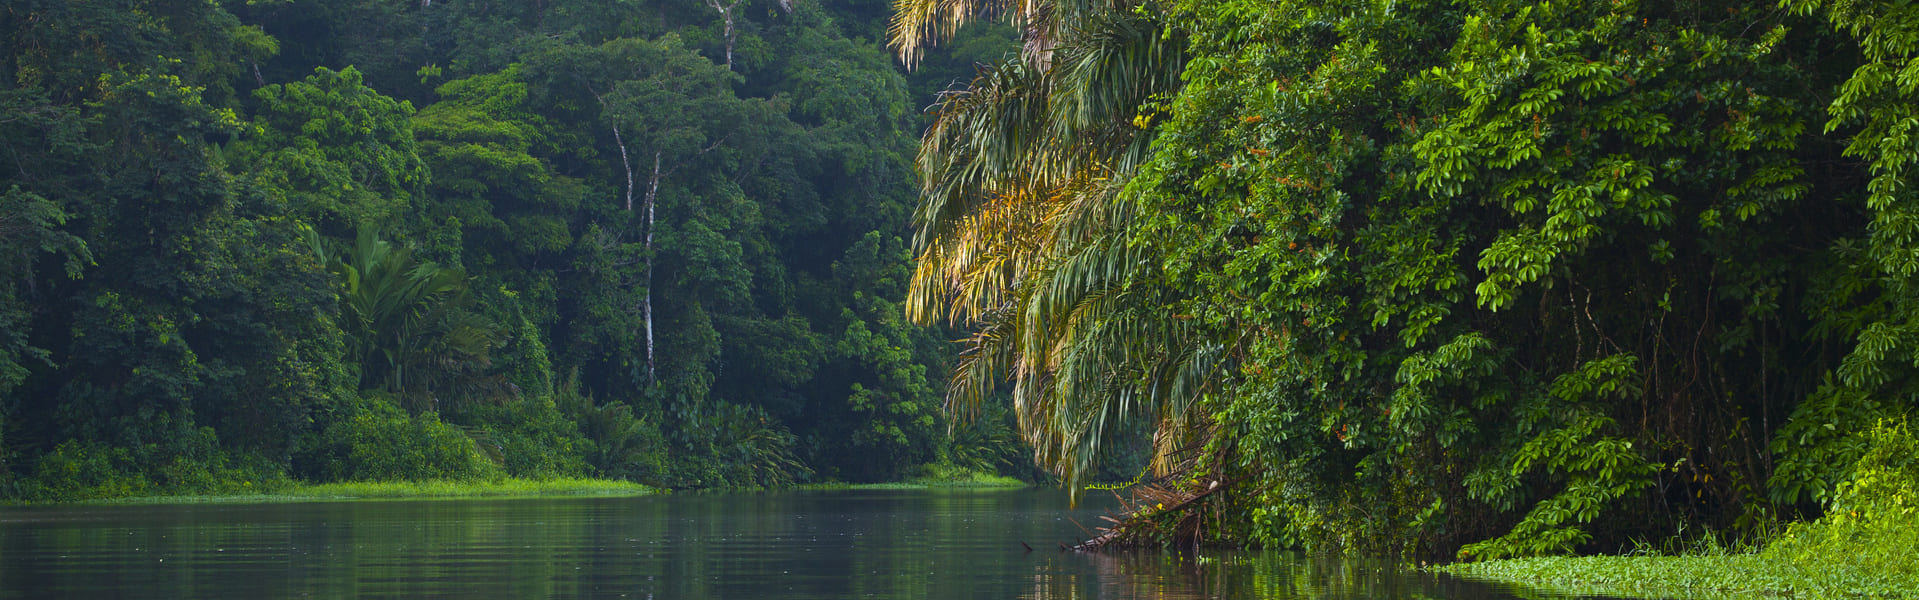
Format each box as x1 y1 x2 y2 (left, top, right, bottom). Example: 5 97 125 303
705 0 739 71
614 125 635 212
642 151 662 383
592 93 657 385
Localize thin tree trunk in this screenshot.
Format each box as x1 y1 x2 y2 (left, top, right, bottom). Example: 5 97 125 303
1022 6 1051 68
705 0 738 71
614 124 635 212
589 90 656 385
645 151 662 216
643 151 662 383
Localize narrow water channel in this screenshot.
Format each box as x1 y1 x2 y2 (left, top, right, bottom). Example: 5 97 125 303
1 488 1597 599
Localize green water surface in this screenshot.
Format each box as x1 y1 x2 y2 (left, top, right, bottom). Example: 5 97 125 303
1 488 1588 599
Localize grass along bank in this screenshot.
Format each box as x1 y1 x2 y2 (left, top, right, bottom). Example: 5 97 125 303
1445 420 1919 599
801 463 1029 491
896 462 1028 488
1442 535 1917 600
66 477 656 505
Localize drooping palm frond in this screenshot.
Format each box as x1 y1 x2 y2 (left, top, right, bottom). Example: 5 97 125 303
1048 6 1183 174
921 169 1220 490
1007 194 1222 490
913 61 1055 246
890 0 1018 67
1050 10 1179 118
396 308 513 414
908 189 1048 327
903 0 1210 492
888 0 1146 68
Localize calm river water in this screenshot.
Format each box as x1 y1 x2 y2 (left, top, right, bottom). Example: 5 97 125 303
1 488 1584 599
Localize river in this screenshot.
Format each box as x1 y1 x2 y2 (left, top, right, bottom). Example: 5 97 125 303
0 488 1591 599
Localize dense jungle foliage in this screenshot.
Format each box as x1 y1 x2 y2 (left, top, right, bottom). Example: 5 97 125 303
898 0 1919 559
8 0 1919 567
0 0 1046 502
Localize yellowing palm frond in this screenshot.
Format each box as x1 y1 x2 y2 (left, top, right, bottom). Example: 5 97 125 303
903 0 1209 493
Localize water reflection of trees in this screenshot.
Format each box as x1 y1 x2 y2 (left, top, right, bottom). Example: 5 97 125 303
1022 551 1543 600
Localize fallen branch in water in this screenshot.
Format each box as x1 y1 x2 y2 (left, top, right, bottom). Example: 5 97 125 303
1072 475 1248 551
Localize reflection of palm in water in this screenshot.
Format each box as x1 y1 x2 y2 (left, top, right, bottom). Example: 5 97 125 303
1025 551 1544 600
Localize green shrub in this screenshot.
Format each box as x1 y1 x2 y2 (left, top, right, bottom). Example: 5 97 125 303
908 462 1026 487
14 421 286 503
1768 383 1886 506
322 409 501 482
491 427 590 479
18 440 147 501
703 402 808 488
561 393 670 485
1759 419 1919 597
1823 419 1919 523
472 398 592 479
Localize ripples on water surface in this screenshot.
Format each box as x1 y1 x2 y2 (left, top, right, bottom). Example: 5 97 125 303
1 488 1579 599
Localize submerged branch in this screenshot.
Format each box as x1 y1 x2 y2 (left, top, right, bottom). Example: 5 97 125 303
1073 475 1247 551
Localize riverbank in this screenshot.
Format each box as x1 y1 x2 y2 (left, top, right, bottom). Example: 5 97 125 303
1442 519 1919 599
10 469 1031 506
47 477 657 506
5 468 1028 507
1445 420 1917 599
803 465 1029 490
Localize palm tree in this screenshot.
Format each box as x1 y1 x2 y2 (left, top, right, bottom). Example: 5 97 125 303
896 0 1209 490
313 227 509 413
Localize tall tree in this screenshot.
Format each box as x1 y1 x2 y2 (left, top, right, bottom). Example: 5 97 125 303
1113 0 1857 557
1 0 361 485
230 66 429 237
526 35 779 392
897 0 1196 490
